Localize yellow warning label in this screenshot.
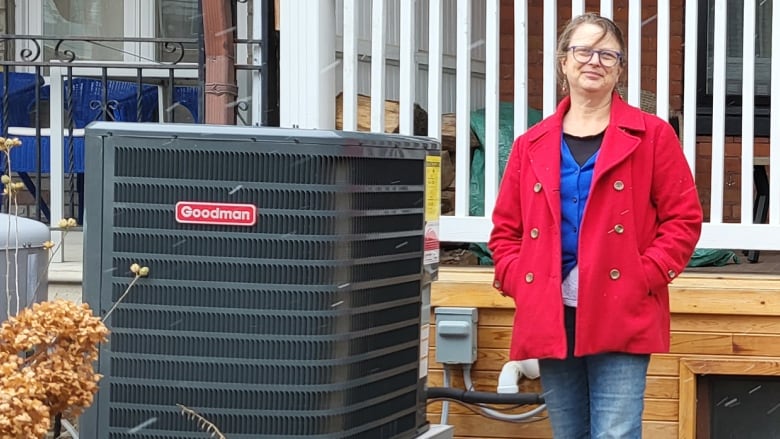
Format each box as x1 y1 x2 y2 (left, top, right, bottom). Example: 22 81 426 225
425 155 441 222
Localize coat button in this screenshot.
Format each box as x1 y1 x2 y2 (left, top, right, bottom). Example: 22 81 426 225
667 269 677 279
530 228 540 239
493 279 502 289
533 182 542 193
614 224 624 234
613 180 625 191
525 272 535 283
609 269 621 280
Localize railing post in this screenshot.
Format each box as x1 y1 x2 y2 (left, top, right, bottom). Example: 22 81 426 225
342 0 358 132
627 0 642 107
49 66 64 262
542 0 556 117
202 0 237 125
279 0 336 129
484 0 500 216
370 0 386 133
427 0 443 141
454 0 471 218
398 0 416 135
252 0 270 126
771 0 780 225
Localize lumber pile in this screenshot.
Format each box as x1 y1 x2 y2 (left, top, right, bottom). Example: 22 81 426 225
335 93 480 217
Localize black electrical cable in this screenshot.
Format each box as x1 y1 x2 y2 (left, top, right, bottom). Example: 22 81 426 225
426 387 544 405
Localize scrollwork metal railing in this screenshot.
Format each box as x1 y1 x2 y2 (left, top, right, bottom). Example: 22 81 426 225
0 34 201 224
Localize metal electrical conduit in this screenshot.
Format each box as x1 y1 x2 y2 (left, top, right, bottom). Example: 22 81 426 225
427 364 548 424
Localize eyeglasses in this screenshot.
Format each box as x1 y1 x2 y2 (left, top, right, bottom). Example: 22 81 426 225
568 46 623 67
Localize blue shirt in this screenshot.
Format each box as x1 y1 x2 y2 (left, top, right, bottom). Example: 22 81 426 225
560 137 599 280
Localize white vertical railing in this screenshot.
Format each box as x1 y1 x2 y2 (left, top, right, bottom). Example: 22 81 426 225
454 0 471 218
571 0 585 19
626 0 641 107
710 0 727 225
770 0 780 226
279 1 335 129
342 0 358 131
740 0 756 224
513 0 528 135
49 66 65 262
251 0 265 126
542 0 556 117
656 0 669 120
399 0 416 135
682 0 698 172
427 0 443 140
312 0 780 249
370 0 386 132
600 0 613 19
483 0 499 216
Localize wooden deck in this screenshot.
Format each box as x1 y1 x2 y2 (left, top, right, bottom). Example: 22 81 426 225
427 265 780 439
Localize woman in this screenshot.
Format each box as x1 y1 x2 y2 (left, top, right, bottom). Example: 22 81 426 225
488 13 702 438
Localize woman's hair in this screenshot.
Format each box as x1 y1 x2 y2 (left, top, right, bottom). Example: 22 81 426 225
556 13 626 86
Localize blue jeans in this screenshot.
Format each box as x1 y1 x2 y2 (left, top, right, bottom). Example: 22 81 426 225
539 306 650 438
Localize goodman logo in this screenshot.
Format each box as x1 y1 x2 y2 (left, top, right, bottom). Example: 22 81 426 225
175 201 257 226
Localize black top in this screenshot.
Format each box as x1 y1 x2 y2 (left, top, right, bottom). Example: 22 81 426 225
563 131 604 167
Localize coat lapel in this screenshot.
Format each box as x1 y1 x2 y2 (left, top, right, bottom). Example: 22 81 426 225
527 105 565 227
522 94 646 225
592 94 646 183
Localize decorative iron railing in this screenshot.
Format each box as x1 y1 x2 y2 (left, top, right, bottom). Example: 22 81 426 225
0 29 269 226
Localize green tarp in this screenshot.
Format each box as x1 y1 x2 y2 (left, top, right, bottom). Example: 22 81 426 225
687 248 739 267
468 102 543 265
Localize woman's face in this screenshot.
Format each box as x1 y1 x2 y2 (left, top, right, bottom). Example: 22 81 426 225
561 23 623 98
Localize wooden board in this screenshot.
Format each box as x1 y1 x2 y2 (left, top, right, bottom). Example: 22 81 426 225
427 267 780 438
426 413 552 438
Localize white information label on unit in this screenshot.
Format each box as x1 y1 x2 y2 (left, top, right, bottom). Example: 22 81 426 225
423 221 439 265
419 323 430 379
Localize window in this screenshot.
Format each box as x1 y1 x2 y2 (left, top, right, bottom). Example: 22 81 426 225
21 0 201 63
697 375 780 438
157 0 202 63
43 0 124 61
697 0 773 136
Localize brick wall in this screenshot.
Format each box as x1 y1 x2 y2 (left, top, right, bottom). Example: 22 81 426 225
498 0 760 223
499 0 685 111
695 137 770 223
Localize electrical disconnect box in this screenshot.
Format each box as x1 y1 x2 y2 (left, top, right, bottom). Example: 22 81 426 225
434 307 478 364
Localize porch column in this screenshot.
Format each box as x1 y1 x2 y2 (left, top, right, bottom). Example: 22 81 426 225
202 0 237 125
279 0 336 129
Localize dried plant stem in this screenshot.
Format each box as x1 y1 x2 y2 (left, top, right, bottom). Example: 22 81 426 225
3 172 21 318
3 146 28 318
102 274 141 323
4 152 12 319
56 418 79 439
177 404 226 439
4 210 11 319
31 229 70 295
21 337 57 366
12 198 20 316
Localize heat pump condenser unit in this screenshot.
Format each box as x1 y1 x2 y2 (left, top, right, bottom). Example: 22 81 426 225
80 123 440 439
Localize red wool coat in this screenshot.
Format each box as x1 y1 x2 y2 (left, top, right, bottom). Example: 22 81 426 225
488 94 703 360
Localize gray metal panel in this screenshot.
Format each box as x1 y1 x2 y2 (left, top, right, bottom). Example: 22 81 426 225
80 121 113 438
0 214 50 322
85 121 440 152
82 122 440 438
